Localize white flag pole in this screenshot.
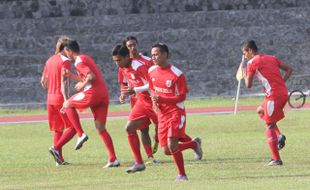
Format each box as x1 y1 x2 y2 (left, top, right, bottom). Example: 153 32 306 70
234 55 245 115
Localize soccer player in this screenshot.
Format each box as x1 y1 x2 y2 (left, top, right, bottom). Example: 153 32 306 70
41 36 77 166
120 36 159 155
241 40 292 166
53 39 119 168
148 43 203 181
112 45 159 173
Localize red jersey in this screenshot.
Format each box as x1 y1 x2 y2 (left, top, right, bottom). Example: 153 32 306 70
74 54 109 98
121 60 151 98
42 54 71 105
118 54 154 84
148 64 188 114
247 54 288 97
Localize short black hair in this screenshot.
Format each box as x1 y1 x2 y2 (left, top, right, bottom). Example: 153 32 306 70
242 40 258 52
112 44 130 57
122 36 138 47
151 43 169 57
64 40 80 52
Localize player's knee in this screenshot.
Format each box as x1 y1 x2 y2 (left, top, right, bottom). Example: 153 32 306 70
95 122 106 132
256 106 264 115
163 146 171 155
266 123 276 129
125 125 135 133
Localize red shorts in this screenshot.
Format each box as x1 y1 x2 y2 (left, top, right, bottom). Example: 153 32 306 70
262 94 288 125
47 104 72 131
128 96 158 130
157 110 186 147
69 91 109 124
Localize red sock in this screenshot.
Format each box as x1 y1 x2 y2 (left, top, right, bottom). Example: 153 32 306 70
274 125 280 137
171 149 186 176
65 108 84 137
143 144 153 158
54 131 63 161
179 134 192 142
179 140 196 151
127 132 143 164
54 127 76 151
265 128 281 160
98 129 117 162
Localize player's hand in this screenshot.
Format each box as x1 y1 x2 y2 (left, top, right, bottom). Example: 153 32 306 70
75 82 86 92
119 94 126 104
121 87 135 96
151 94 160 112
62 68 70 77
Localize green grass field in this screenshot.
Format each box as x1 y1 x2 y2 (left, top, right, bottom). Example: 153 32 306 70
1 99 310 189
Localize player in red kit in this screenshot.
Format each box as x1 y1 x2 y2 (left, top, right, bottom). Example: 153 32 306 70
149 43 203 181
119 36 159 157
241 40 292 166
41 36 77 166
112 45 159 173
55 39 119 168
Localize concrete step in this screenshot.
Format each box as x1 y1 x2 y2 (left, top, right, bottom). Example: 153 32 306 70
0 7 310 37
0 0 310 19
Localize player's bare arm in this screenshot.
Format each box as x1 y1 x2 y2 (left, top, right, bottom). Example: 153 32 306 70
40 75 48 89
75 72 95 91
243 70 254 88
279 63 293 82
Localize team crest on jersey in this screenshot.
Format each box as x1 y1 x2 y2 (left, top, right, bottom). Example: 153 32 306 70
166 80 172 87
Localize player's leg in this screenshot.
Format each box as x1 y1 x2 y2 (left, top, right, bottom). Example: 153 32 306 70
64 94 88 150
47 105 65 165
139 119 156 159
257 104 286 150
168 137 188 181
265 123 282 166
149 112 159 154
91 102 119 168
125 119 146 173
263 98 285 166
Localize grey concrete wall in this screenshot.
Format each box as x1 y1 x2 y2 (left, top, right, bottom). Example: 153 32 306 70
0 0 310 106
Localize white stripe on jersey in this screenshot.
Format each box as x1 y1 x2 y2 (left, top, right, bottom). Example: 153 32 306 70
139 54 152 61
74 56 83 67
148 65 158 73
178 115 186 129
171 65 183 77
256 70 271 96
131 60 143 71
267 100 274 116
60 55 70 62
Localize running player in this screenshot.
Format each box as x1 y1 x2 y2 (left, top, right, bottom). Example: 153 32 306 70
50 39 119 168
41 36 77 166
120 36 159 155
149 43 203 181
241 40 292 166
112 45 159 173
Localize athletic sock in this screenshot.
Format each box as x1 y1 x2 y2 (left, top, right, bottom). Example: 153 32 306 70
178 140 196 151
143 144 153 158
65 108 84 137
274 125 280 137
265 128 281 160
98 129 117 162
171 149 186 176
127 132 143 164
54 131 63 161
54 127 76 151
